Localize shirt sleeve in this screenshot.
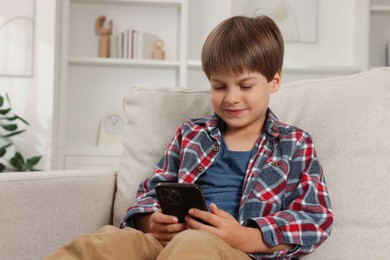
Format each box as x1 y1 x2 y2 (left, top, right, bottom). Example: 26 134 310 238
120 123 184 228
244 133 333 259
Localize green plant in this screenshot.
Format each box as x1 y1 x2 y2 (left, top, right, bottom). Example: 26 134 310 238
0 93 41 172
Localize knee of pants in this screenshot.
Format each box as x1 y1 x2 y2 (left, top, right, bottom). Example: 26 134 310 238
170 229 221 246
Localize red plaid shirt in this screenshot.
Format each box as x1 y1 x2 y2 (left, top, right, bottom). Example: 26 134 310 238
121 109 333 259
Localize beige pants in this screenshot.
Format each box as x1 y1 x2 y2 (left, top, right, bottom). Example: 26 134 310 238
45 225 251 260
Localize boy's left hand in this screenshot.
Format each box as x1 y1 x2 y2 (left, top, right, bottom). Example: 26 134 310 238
185 203 259 253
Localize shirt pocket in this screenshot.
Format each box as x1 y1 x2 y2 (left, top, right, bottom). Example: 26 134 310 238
248 158 289 205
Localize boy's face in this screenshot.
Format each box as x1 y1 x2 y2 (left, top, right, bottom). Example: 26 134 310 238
210 70 281 134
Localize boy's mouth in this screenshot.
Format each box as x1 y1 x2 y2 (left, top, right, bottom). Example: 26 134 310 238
224 109 246 116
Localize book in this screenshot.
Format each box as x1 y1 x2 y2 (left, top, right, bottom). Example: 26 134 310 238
116 34 122 58
116 29 133 59
133 31 159 60
115 29 159 59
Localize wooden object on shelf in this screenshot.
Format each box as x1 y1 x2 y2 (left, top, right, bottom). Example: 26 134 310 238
95 15 113 58
152 39 165 60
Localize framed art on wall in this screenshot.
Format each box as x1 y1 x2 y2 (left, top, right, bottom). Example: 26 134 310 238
0 0 35 77
230 0 318 43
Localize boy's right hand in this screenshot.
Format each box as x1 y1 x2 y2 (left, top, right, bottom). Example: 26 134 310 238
145 210 187 246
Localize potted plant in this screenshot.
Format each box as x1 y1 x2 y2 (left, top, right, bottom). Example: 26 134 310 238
0 93 41 172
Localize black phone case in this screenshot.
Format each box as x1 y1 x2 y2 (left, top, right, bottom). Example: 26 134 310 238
156 183 207 223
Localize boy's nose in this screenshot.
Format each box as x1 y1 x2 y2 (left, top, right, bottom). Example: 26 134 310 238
224 88 240 104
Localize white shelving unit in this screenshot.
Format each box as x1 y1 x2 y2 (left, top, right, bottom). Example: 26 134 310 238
368 0 390 68
56 0 188 170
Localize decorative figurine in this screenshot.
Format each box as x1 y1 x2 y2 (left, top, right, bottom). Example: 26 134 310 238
95 16 113 58
152 39 165 60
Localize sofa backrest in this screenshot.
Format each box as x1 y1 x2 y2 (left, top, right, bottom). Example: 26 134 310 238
115 67 390 259
114 86 213 226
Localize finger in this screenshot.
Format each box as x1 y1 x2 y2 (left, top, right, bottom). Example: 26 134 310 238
164 223 187 233
185 215 217 234
152 221 187 236
187 209 217 227
153 210 179 224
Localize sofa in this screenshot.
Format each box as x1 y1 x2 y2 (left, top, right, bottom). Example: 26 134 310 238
1 67 389 259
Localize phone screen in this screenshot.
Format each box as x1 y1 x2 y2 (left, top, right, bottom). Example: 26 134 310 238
156 183 207 223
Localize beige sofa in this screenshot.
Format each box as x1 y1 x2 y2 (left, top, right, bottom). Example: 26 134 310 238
1 67 389 259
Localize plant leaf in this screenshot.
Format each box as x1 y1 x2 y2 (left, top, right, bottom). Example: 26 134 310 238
0 115 29 125
0 143 12 157
0 163 5 172
0 108 11 115
9 157 20 169
5 94 11 105
15 152 24 163
2 129 26 138
3 115 18 121
1 124 18 131
0 147 6 157
26 156 41 169
10 152 25 171
0 96 3 107
15 115 29 125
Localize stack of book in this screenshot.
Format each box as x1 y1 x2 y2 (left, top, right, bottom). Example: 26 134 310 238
116 29 159 60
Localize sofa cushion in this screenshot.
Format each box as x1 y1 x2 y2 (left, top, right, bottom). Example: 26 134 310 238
114 86 213 226
114 67 390 258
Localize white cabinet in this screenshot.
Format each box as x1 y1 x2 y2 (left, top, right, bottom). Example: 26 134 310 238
55 0 189 170
368 0 390 67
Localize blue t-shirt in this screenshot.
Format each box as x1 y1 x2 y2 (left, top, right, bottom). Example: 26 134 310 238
196 133 252 220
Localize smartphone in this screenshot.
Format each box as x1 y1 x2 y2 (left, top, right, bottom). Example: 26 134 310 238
155 182 207 223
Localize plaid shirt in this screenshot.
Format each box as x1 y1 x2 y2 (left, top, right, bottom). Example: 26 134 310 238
121 109 333 259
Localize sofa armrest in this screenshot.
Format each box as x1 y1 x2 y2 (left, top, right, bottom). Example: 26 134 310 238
0 169 117 260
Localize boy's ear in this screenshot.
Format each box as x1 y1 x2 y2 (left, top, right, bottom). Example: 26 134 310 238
270 70 282 93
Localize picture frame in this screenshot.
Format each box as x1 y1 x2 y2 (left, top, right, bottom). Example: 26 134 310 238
230 0 318 43
0 0 35 77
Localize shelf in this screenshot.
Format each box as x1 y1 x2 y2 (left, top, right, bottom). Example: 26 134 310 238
70 0 184 7
371 5 390 13
187 60 201 69
283 65 361 74
68 57 181 68
64 145 122 156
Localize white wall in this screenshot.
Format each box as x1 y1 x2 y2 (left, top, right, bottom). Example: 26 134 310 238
0 0 56 170
188 0 364 84
0 0 365 170
284 0 362 68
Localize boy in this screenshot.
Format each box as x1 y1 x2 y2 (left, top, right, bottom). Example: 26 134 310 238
47 15 333 260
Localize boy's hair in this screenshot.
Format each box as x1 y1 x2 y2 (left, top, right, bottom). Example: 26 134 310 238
201 15 284 82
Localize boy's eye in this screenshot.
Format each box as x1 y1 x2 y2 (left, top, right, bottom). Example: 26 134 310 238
212 85 226 90
240 85 253 89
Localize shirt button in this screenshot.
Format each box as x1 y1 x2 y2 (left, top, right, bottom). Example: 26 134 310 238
213 145 219 152
271 161 280 167
197 165 204 172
